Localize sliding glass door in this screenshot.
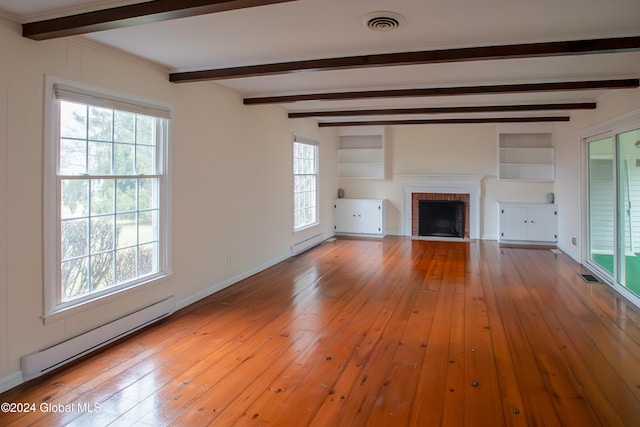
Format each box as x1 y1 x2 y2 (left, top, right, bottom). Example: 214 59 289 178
588 137 615 275
617 129 640 297
586 126 640 300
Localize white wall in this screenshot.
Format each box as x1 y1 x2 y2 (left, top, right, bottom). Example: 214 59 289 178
553 87 640 261
0 16 337 387
338 124 554 239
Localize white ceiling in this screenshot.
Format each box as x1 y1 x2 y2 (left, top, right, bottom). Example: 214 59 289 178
1 0 639 123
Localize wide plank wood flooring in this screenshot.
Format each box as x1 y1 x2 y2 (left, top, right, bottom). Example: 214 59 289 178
2 237 640 426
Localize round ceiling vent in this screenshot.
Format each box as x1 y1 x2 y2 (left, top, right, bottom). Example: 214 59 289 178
362 12 405 32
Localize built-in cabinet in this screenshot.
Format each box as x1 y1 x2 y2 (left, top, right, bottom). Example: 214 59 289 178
499 202 558 245
498 132 554 181
337 127 385 179
334 199 385 236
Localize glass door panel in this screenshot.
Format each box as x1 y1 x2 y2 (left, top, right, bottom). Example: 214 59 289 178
588 137 615 275
617 129 640 297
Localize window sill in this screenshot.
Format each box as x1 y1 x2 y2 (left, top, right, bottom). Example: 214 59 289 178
43 273 172 325
294 222 319 234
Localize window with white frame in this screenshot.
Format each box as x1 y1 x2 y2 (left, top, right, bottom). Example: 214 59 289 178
293 135 319 230
45 81 170 315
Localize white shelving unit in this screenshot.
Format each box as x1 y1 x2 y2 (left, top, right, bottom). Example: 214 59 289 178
337 127 385 179
498 132 554 181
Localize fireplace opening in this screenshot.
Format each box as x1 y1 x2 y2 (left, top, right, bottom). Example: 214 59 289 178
418 200 465 238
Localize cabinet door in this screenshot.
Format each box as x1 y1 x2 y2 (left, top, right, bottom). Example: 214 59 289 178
500 206 529 240
358 200 383 234
527 205 558 242
334 200 358 233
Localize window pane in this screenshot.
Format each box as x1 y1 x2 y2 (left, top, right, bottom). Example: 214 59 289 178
116 179 137 213
114 111 135 143
62 258 89 300
91 252 114 290
116 213 137 248
116 248 137 284
114 143 135 175
136 145 155 175
617 128 640 297
61 179 88 219
60 101 87 139
138 243 158 276
90 179 115 215
89 106 113 142
90 216 114 253
294 193 301 210
139 210 158 244
61 219 88 260
88 141 112 175
60 139 87 175
136 115 155 146
139 178 157 210
589 137 615 275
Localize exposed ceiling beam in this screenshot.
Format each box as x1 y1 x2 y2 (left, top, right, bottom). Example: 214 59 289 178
288 102 597 118
317 117 571 127
23 0 298 40
170 36 640 82
244 79 639 105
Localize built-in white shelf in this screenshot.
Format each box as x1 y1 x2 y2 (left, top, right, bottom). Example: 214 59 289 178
498 132 554 181
337 129 385 179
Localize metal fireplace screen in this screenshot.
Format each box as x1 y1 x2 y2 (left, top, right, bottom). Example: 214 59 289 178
418 200 465 238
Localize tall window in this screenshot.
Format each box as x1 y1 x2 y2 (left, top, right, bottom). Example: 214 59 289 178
293 135 319 230
45 81 170 316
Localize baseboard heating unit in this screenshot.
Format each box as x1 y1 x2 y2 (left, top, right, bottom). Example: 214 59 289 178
21 296 175 381
291 234 324 255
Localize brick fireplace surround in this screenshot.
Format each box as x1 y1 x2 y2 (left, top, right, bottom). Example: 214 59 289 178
400 174 484 240
412 193 470 238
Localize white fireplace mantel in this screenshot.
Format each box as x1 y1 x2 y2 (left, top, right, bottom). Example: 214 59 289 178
399 174 484 239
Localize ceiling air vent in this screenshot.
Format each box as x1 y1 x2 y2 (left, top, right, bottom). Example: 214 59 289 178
362 12 405 32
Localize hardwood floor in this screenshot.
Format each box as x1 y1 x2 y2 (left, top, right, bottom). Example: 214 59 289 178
1 237 640 426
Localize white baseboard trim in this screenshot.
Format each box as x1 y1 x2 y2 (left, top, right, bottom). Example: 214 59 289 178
334 232 385 239
385 230 403 236
557 243 581 263
176 251 292 311
384 232 496 240
0 371 24 394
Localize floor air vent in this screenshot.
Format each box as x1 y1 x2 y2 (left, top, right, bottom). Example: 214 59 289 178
579 273 600 283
